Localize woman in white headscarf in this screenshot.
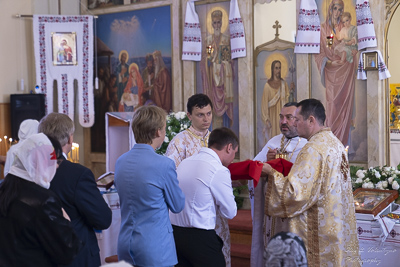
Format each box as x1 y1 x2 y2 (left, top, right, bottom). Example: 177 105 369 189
3 119 40 176
0 133 81 266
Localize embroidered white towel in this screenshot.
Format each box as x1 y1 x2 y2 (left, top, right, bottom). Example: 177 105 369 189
356 0 377 50
33 15 94 127
357 50 391 80
229 0 246 59
182 1 202 61
294 0 320 54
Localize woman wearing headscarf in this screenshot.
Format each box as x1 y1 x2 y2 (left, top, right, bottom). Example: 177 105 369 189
3 119 39 176
0 133 81 266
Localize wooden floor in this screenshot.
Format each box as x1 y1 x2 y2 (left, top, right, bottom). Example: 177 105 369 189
229 209 252 267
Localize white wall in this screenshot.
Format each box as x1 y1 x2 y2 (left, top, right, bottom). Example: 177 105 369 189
254 1 296 47
0 0 83 160
0 0 34 103
388 7 400 84
0 0 80 103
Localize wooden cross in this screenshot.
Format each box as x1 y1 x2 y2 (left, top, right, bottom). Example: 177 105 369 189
273 20 281 38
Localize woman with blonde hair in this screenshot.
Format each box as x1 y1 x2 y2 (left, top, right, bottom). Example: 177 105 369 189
115 105 185 266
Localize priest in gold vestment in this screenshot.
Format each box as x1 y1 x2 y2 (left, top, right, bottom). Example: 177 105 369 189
262 99 360 267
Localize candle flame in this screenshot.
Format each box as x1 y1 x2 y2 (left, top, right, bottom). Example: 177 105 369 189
68 142 80 163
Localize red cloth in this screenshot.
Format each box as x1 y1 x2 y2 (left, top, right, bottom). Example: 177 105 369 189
228 160 263 188
266 158 293 176
228 158 293 188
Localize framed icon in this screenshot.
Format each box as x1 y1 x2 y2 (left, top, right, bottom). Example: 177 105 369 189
353 188 398 216
51 32 78 66
363 51 378 70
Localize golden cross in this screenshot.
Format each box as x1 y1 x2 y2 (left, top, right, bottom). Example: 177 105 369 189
273 20 281 38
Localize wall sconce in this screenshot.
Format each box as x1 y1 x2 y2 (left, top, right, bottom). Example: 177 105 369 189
326 34 333 48
206 45 214 56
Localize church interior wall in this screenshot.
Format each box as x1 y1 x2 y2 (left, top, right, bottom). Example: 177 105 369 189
0 0 396 175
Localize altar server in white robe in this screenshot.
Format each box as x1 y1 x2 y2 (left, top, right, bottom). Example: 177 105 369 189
249 102 307 267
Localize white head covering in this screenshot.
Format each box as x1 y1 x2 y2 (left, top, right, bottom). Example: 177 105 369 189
8 133 57 189
3 119 39 177
18 119 39 141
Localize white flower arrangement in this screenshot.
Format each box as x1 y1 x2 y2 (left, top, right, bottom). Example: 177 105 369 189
351 165 400 198
156 111 191 155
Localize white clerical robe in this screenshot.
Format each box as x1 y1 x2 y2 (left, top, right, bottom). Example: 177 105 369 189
266 128 360 267
249 134 307 267
165 126 232 267
165 126 209 168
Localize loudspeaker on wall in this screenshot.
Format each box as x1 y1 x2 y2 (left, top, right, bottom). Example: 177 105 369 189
10 94 46 141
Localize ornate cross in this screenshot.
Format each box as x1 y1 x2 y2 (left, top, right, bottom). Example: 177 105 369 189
273 20 281 38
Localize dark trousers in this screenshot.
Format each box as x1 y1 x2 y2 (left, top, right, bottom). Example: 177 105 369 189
172 225 225 267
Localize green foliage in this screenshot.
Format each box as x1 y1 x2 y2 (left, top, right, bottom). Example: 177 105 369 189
156 111 191 155
233 184 248 209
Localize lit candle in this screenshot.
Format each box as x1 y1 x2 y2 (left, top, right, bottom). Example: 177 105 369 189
68 149 72 162
3 136 7 152
75 143 80 163
0 138 2 155
74 146 78 163
4 136 9 152
8 138 12 152
72 147 76 163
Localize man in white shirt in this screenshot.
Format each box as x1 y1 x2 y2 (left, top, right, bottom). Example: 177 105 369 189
249 102 308 267
166 94 234 267
170 127 238 267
